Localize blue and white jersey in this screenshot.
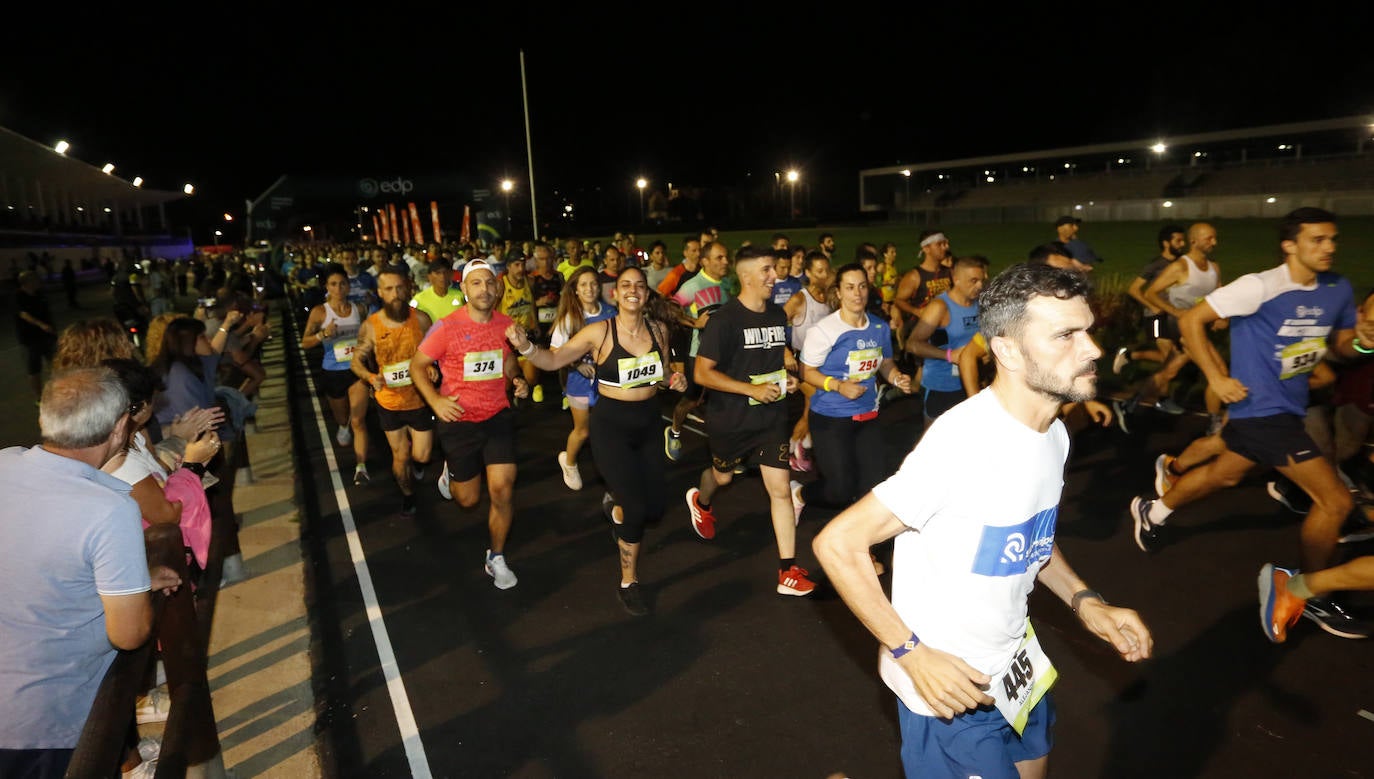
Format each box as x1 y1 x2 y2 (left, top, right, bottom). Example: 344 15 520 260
1206 266 1356 419
921 292 980 393
771 275 803 308
801 310 892 418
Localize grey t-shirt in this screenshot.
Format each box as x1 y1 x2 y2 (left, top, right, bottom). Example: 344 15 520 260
1136 255 1173 317
0 446 149 749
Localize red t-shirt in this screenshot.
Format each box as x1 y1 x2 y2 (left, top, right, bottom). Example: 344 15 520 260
417 307 514 423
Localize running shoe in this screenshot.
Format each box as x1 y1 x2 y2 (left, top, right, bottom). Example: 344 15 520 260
1302 597 1373 639
562 397 570 411
1154 398 1185 415
485 550 518 590
777 564 816 596
1153 454 1177 497
664 426 683 462
1258 563 1306 643
1112 347 1129 375
532 384 545 403
335 425 352 447
1266 478 1311 515
686 487 716 540
353 465 370 486
1130 496 1165 552
790 479 805 525
401 494 417 517
437 463 452 500
558 451 583 490
618 582 650 616
1111 399 1131 434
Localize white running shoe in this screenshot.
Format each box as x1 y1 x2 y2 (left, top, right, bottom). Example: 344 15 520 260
1112 347 1129 375
437 463 452 500
335 425 352 447
485 550 518 590
558 451 583 490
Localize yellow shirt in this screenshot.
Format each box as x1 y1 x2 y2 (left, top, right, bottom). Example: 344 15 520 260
413 285 464 326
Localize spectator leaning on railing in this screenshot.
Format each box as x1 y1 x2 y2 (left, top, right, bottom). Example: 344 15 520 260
0 367 181 779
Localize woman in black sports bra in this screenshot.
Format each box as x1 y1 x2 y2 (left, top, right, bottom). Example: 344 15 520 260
506 266 686 616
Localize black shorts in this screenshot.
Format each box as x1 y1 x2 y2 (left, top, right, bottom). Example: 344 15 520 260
376 404 436 432
923 388 965 420
320 368 359 399
682 354 706 401
708 422 790 473
436 408 516 482
1221 414 1323 468
23 338 54 376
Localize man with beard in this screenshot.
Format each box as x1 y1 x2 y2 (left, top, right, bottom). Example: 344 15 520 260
1112 225 1188 376
411 260 529 589
1127 208 1374 642
352 266 435 516
906 257 989 428
814 263 1152 779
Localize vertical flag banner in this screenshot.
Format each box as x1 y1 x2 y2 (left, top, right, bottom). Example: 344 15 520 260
460 205 472 245
430 201 442 244
408 202 424 245
388 203 400 245
379 208 391 243
401 207 412 244
372 214 382 244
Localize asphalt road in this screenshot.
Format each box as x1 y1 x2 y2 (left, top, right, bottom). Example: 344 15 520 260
281 305 1374 779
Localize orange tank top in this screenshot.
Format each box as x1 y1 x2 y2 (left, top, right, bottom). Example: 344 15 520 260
368 310 426 411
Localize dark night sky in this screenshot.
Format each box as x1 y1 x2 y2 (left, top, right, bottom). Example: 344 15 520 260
4 3 1373 229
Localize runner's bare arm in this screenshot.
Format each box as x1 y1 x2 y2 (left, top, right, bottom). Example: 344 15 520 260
892 270 924 318
694 354 778 403
958 337 985 398
904 299 953 361
1179 301 1245 402
299 306 327 349
1142 261 1186 320
350 321 382 389
506 320 600 371
1125 275 1152 310
1036 544 1152 662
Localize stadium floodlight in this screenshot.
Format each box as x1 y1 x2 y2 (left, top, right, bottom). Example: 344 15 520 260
215 230 223 239
103 207 111 213
132 177 143 188
501 179 514 192
786 169 799 183
303 225 312 232
101 163 115 174
564 204 573 213
1266 196 1277 203
183 183 195 195
900 169 911 177
636 178 647 190
224 213 233 222
54 140 70 154
985 176 994 183
1074 204 1083 211
1151 142 1167 154
1117 158 1125 164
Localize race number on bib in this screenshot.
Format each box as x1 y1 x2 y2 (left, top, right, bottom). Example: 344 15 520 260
991 623 1057 735
332 338 357 363
748 369 788 405
464 349 504 381
617 352 663 388
846 348 881 381
1279 338 1327 380
537 307 557 324
382 360 412 388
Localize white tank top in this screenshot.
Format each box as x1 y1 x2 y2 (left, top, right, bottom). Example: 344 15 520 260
1166 256 1219 310
320 301 362 371
791 287 832 351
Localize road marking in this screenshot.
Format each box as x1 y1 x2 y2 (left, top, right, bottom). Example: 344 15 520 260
288 310 433 778
1358 709 1374 723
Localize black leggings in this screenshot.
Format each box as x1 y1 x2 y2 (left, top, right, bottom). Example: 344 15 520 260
802 411 886 509
590 396 666 544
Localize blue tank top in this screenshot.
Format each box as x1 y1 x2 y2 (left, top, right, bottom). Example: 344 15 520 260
562 303 617 401
921 292 979 392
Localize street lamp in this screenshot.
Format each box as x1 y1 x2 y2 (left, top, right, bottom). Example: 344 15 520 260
900 169 912 224
500 179 514 237
54 140 69 155
303 225 313 242
131 177 143 188
183 183 195 195
214 229 223 243
786 169 800 219
223 213 233 222
635 177 647 223
101 163 115 175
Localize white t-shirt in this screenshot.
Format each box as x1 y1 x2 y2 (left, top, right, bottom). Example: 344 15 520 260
871 388 1069 716
110 431 168 487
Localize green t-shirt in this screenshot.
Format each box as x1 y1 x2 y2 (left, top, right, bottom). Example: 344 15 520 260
413 285 464 327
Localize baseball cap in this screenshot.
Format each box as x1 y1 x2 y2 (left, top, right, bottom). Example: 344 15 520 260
461 258 496 281
1054 215 1082 227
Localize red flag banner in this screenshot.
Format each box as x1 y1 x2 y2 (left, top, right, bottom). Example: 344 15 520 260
388 203 401 245
430 201 442 244
408 202 424 245
372 214 382 244
460 205 471 245
379 208 391 243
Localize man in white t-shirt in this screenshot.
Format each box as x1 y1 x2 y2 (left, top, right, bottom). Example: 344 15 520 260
815 263 1152 779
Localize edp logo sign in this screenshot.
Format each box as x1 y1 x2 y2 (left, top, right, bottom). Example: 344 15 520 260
358 178 415 198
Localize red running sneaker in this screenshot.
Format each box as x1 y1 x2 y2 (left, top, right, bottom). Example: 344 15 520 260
777 564 816 596
686 487 716 540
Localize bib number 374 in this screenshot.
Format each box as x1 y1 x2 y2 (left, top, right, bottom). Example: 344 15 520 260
991 623 1057 735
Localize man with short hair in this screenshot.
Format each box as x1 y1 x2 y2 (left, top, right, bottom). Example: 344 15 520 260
815 263 1152 778
1127 208 1374 641
556 238 594 280
598 245 623 307
1113 225 1187 375
0 368 181 777
656 236 702 298
818 232 837 261
892 230 953 337
339 248 380 313
664 241 731 460
528 242 565 346
411 259 529 589
686 246 815 595
353 266 435 516
906 257 989 427
644 240 671 291
413 258 465 325
1054 215 1101 268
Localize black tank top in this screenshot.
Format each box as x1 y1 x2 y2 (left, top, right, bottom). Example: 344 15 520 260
595 317 666 389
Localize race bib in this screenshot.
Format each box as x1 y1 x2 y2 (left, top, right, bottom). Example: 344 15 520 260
382 360 412 388
463 349 504 381
846 348 881 381
537 306 557 324
991 623 1057 735
617 352 663 388
332 338 357 363
1279 338 1326 380
748 369 787 405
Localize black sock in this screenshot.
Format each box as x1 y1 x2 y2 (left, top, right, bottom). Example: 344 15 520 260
780 557 795 572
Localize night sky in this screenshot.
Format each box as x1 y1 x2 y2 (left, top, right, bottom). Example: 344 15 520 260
4 4 1373 232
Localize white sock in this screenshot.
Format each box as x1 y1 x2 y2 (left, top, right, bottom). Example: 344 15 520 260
1148 499 1173 525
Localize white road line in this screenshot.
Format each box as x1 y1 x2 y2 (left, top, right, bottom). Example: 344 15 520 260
1358 709 1374 723
288 309 433 778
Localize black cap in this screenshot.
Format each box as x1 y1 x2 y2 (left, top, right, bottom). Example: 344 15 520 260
1054 215 1082 227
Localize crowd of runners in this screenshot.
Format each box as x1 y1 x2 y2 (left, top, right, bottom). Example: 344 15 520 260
282 209 1374 776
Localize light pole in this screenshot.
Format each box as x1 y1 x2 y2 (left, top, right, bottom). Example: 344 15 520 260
635 177 647 224
900 169 911 224
500 179 514 238
786 169 799 219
